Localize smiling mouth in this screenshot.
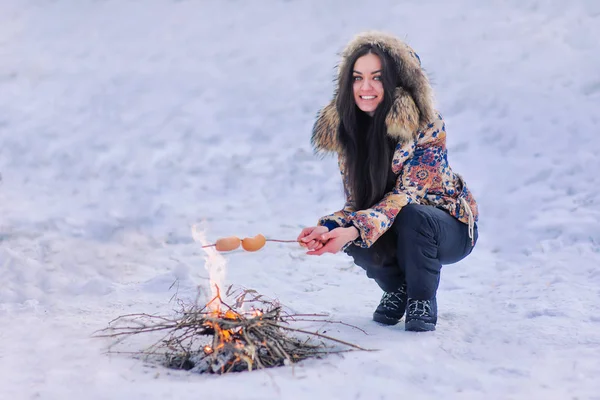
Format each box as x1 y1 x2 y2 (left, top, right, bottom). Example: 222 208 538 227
360 95 376 100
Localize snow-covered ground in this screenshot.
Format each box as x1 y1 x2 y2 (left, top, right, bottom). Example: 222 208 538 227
1 0 599 399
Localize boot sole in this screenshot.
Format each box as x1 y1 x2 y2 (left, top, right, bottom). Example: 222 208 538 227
373 312 401 326
405 319 436 332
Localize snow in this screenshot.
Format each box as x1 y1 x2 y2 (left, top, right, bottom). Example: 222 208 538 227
1 0 599 399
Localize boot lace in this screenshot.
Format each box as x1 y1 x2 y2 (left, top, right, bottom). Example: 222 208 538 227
408 300 432 317
380 286 407 310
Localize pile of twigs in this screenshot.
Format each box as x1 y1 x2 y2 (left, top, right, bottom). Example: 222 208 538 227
94 287 370 374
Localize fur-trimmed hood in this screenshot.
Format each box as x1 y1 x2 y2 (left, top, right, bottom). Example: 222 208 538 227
311 31 436 153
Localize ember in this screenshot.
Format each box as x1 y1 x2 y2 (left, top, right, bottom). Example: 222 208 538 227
96 287 370 374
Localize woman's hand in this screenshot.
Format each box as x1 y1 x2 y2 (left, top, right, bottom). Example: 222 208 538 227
306 226 360 256
297 226 330 251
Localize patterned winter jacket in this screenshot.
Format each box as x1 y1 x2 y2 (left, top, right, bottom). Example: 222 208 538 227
311 32 479 249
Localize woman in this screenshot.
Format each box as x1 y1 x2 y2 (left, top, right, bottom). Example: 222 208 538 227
298 31 479 332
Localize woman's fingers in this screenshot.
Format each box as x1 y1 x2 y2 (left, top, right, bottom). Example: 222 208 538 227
307 239 325 250
300 226 329 242
307 236 345 256
301 231 322 243
307 241 333 256
312 240 326 250
320 229 339 241
303 236 328 251
298 226 331 252
297 227 314 242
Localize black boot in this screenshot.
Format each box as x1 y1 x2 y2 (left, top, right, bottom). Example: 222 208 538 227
405 298 437 332
372 284 408 325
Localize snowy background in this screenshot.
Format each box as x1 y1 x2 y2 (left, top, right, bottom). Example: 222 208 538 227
1 0 600 399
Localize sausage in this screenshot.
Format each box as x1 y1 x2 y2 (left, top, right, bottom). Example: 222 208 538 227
241 234 267 252
215 236 241 252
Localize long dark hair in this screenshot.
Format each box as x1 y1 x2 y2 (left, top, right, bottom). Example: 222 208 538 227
337 45 399 210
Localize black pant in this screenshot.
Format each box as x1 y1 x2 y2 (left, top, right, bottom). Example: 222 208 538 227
345 204 478 299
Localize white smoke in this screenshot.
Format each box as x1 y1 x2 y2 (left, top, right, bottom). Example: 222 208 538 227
191 223 226 311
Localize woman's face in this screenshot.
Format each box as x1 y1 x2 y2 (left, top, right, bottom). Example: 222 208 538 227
352 53 384 116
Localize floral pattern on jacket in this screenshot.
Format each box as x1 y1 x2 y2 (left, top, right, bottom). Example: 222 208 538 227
318 113 479 248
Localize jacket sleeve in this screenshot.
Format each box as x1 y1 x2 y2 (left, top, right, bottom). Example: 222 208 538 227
317 154 356 230
350 117 447 248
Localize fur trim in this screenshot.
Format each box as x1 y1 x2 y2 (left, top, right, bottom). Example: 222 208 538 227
312 31 436 153
385 87 420 142
310 99 340 153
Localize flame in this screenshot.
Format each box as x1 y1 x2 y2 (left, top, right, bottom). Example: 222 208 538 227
200 309 264 373
220 329 231 341
191 223 227 312
224 310 237 320
190 225 263 371
203 313 237 354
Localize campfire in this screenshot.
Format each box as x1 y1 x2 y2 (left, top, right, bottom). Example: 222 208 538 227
96 286 368 374
95 225 370 374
